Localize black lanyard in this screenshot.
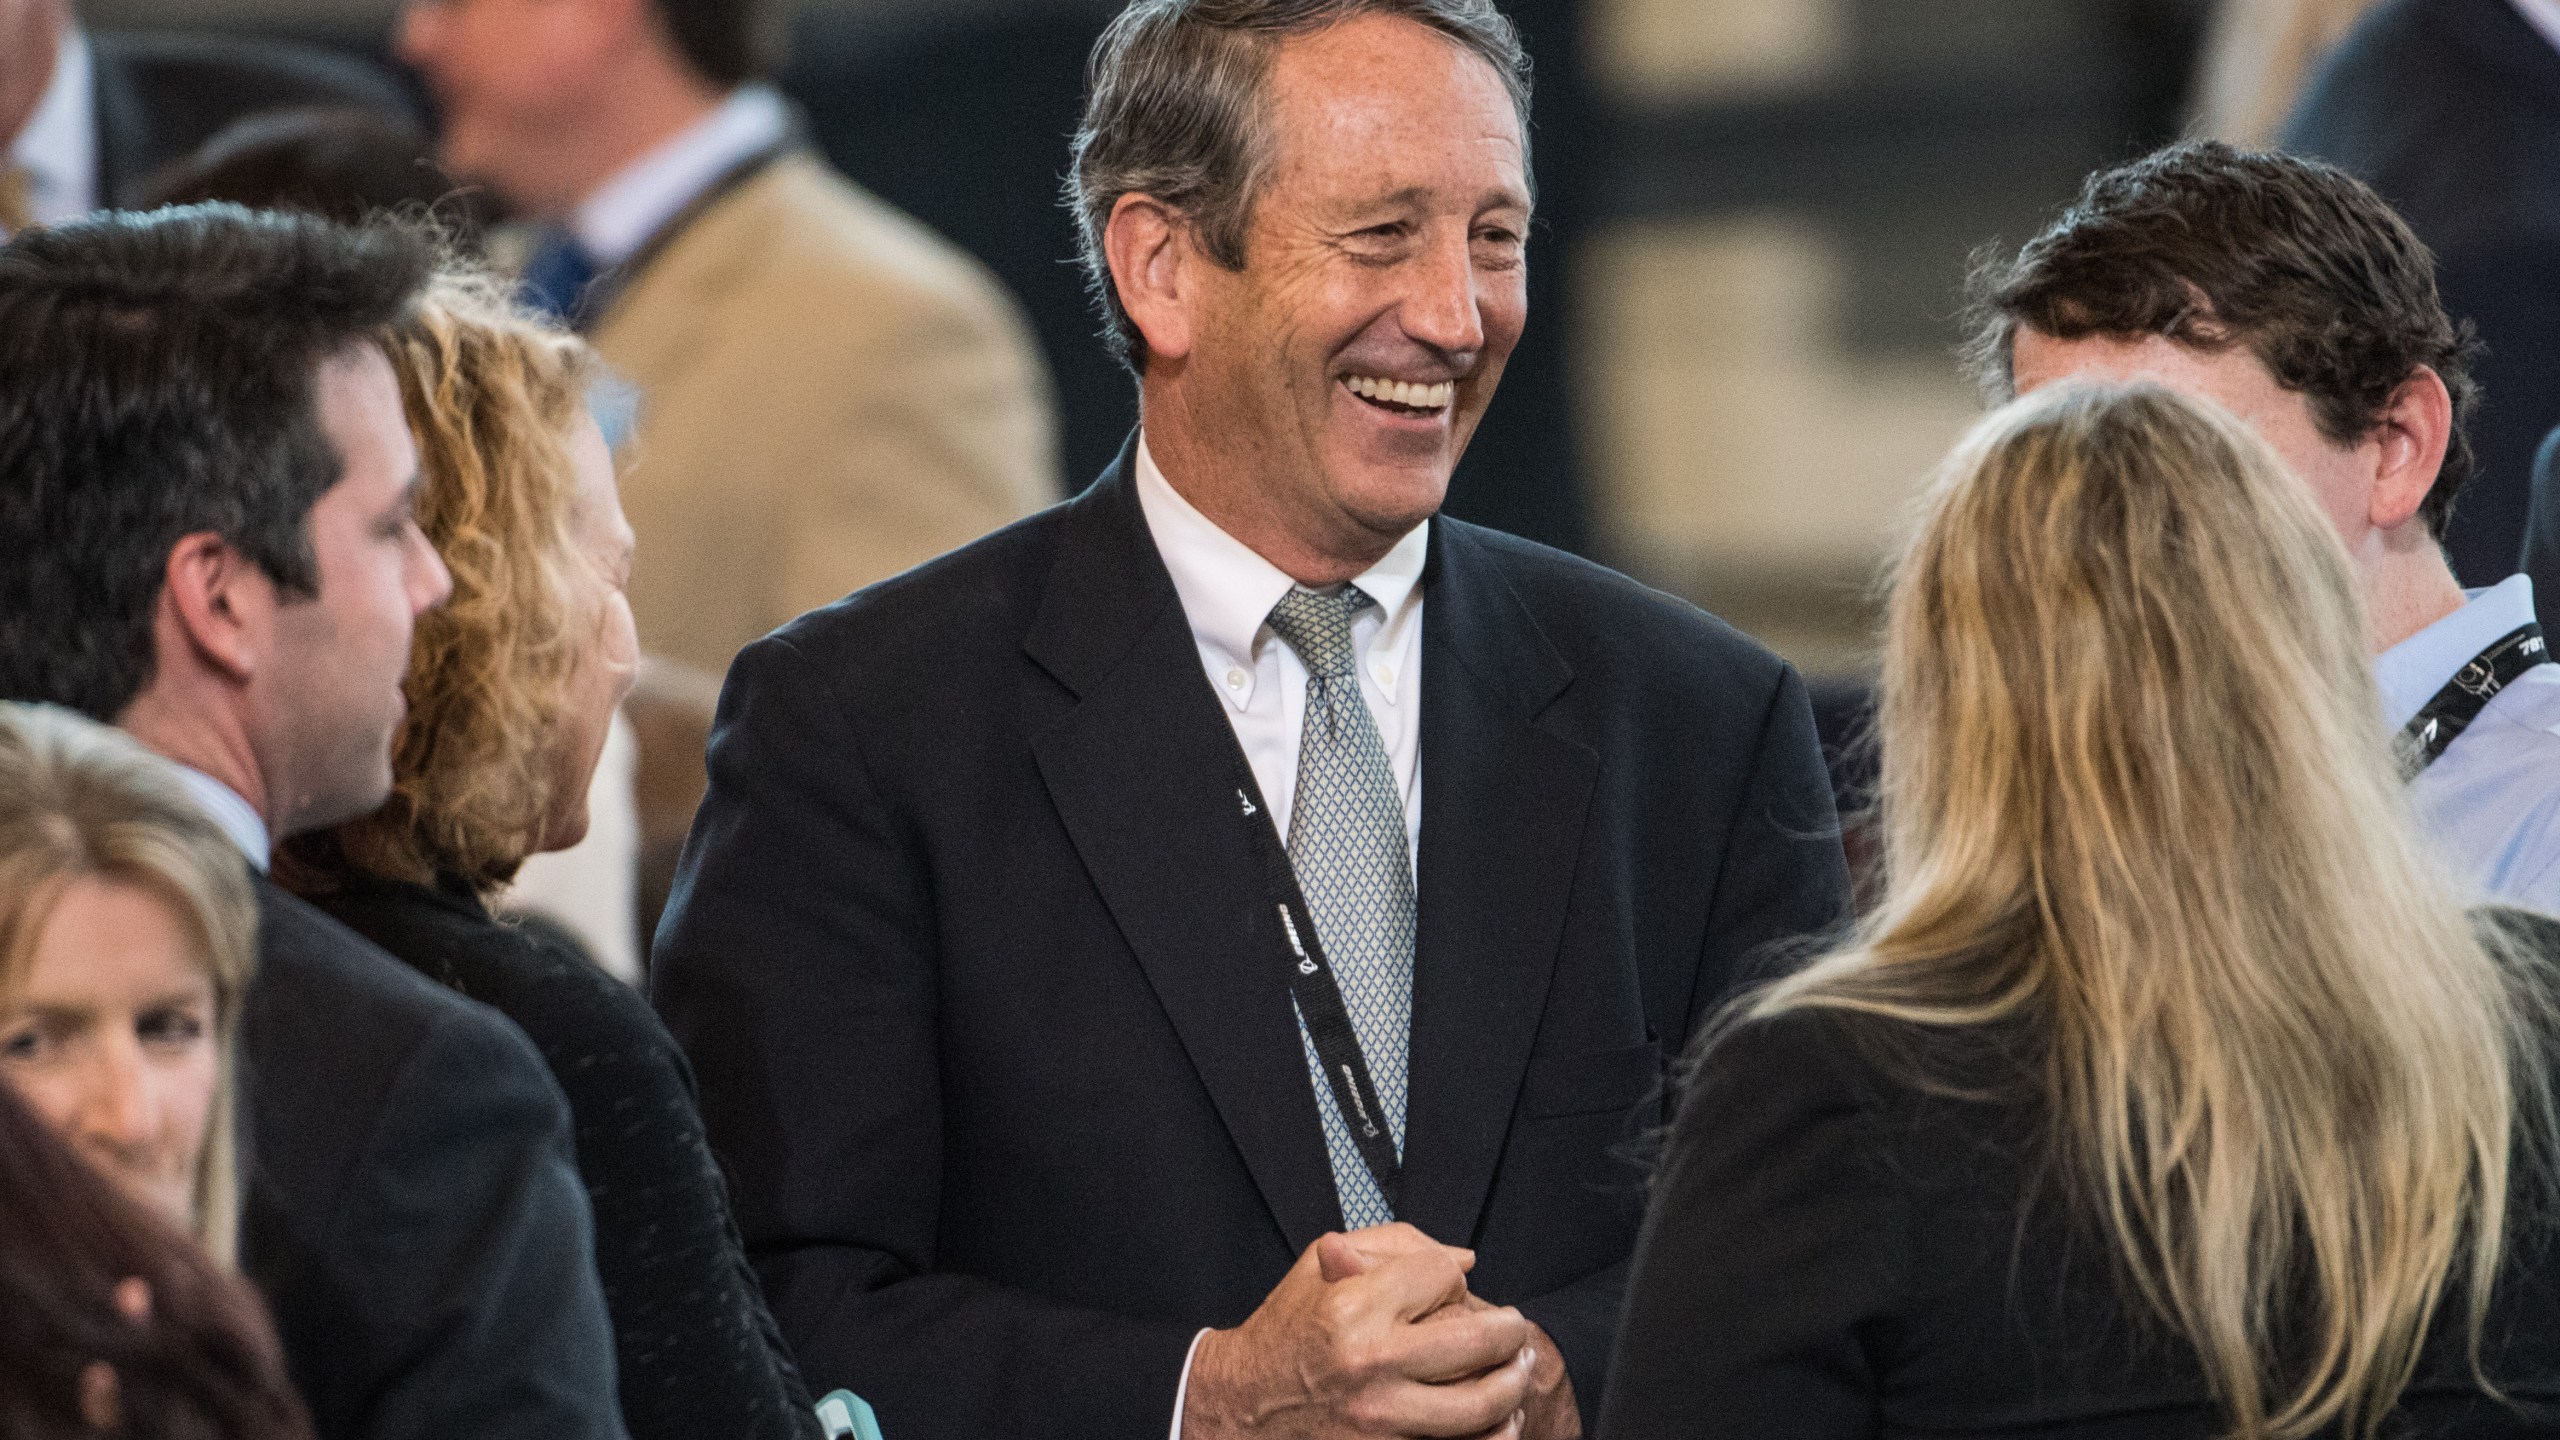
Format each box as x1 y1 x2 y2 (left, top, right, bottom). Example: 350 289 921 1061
2396 622 2547 777
1228 754 1403 1214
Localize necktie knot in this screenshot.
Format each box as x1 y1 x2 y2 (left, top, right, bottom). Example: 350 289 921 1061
1266 586 1375 680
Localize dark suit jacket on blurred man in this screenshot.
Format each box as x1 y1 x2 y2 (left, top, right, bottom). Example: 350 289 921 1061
3 16 412 234
2283 0 2560 584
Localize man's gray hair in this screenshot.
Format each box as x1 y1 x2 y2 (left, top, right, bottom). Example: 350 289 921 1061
1066 0 1532 370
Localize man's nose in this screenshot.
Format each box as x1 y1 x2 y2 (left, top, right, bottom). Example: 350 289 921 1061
1399 231 1487 361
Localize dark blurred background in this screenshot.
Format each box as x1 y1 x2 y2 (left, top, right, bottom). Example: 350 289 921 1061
84 0 2218 672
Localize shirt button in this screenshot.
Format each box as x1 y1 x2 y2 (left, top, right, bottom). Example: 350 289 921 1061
1374 666 1396 687
1225 668 1247 689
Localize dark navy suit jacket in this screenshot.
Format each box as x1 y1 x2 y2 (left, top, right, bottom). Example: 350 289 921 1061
242 878 626 1440
652 444 1852 1439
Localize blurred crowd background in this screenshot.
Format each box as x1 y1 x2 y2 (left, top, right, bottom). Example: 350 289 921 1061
82 0 2238 675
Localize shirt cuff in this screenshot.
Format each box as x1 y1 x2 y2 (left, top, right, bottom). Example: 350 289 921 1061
1168 1327 1212 1440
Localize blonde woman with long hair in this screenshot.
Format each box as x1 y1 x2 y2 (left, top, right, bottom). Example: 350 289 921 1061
1599 382 2560 1439
0 702 257 1264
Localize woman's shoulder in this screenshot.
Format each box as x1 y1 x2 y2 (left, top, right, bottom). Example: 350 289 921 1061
1679 1002 2040 1179
1694 1003 2025 1104
314 876 678 1069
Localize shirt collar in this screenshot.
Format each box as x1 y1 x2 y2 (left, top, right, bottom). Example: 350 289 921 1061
172 765 271 873
2515 0 2560 55
2374 573 2542 730
8 26 95 230
571 84 788 266
1133 435 1429 700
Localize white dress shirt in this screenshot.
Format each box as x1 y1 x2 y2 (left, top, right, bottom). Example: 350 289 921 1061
174 764 270 872
1134 435 1426 864
569 84 788 267
2515 0 2560 54
2374 573 2560 908
1133 434 1429 1438
7 27 97 234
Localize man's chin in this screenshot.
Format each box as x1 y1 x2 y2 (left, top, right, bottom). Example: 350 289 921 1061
284 764 398 840
1329 464 1453 539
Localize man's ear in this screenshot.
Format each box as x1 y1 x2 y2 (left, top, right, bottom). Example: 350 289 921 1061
1104 193 1197 364
159 533 275 685
2368 366 2455 532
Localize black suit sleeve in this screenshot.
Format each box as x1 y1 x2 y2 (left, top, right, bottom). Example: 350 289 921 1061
1599 1011 1901 1440
1693 664 1854 1025
326 1004 625 1440
1524 662 1852 1424
654 636 1198 1440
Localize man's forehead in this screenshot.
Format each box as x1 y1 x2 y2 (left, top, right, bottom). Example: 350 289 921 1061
1264 19 1524 154
2014 328 2245 387
1259 55 1526 217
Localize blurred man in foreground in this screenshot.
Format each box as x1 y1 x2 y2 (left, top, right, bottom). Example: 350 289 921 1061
652 0 1849 1435
1972 141 2560 909
0 206 626 1440
399 0 1058 675
0 0 413 238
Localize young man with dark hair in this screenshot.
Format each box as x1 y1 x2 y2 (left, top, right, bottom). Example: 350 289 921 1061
1971 140 2560 908
0 204 628 1440
396 0 1059 677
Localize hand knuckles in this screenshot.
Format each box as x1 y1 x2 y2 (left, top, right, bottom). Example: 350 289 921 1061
1318 1289 1362 1336
1335 1332 1388 1381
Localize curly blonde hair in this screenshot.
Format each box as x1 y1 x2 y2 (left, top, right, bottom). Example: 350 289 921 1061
292 266 603 895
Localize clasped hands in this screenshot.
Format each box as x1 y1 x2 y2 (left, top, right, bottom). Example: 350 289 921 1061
1183 1222 1579 1440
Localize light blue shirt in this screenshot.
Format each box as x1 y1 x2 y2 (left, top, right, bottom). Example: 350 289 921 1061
2376 573 2560 909
173 765 270 873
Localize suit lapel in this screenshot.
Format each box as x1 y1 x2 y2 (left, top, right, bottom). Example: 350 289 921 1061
590 167 773 394
1398 522 1597 1245
1024 448 1344 1255
581 141 791 336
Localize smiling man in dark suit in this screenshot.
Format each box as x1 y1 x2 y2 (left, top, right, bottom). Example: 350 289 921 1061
652 0 1849 1436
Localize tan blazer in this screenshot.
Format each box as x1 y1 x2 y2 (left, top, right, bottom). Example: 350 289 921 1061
594 151 1058 675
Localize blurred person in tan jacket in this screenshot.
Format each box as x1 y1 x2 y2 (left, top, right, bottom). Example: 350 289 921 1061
400 0 1059 676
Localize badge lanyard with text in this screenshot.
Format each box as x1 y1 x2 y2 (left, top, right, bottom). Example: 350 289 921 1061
1230 757 1403 1214
2397 623 2547 778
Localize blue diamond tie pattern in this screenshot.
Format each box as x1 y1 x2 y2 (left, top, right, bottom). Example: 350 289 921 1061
1266 585 1413 1229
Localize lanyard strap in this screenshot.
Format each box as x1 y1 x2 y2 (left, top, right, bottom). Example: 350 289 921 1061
1228 756 1404 1213
2397 623 2547 778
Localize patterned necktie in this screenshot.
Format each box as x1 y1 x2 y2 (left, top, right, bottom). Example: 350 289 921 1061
519 227 601 327
1265 585 1415 1229
0 165 36 236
